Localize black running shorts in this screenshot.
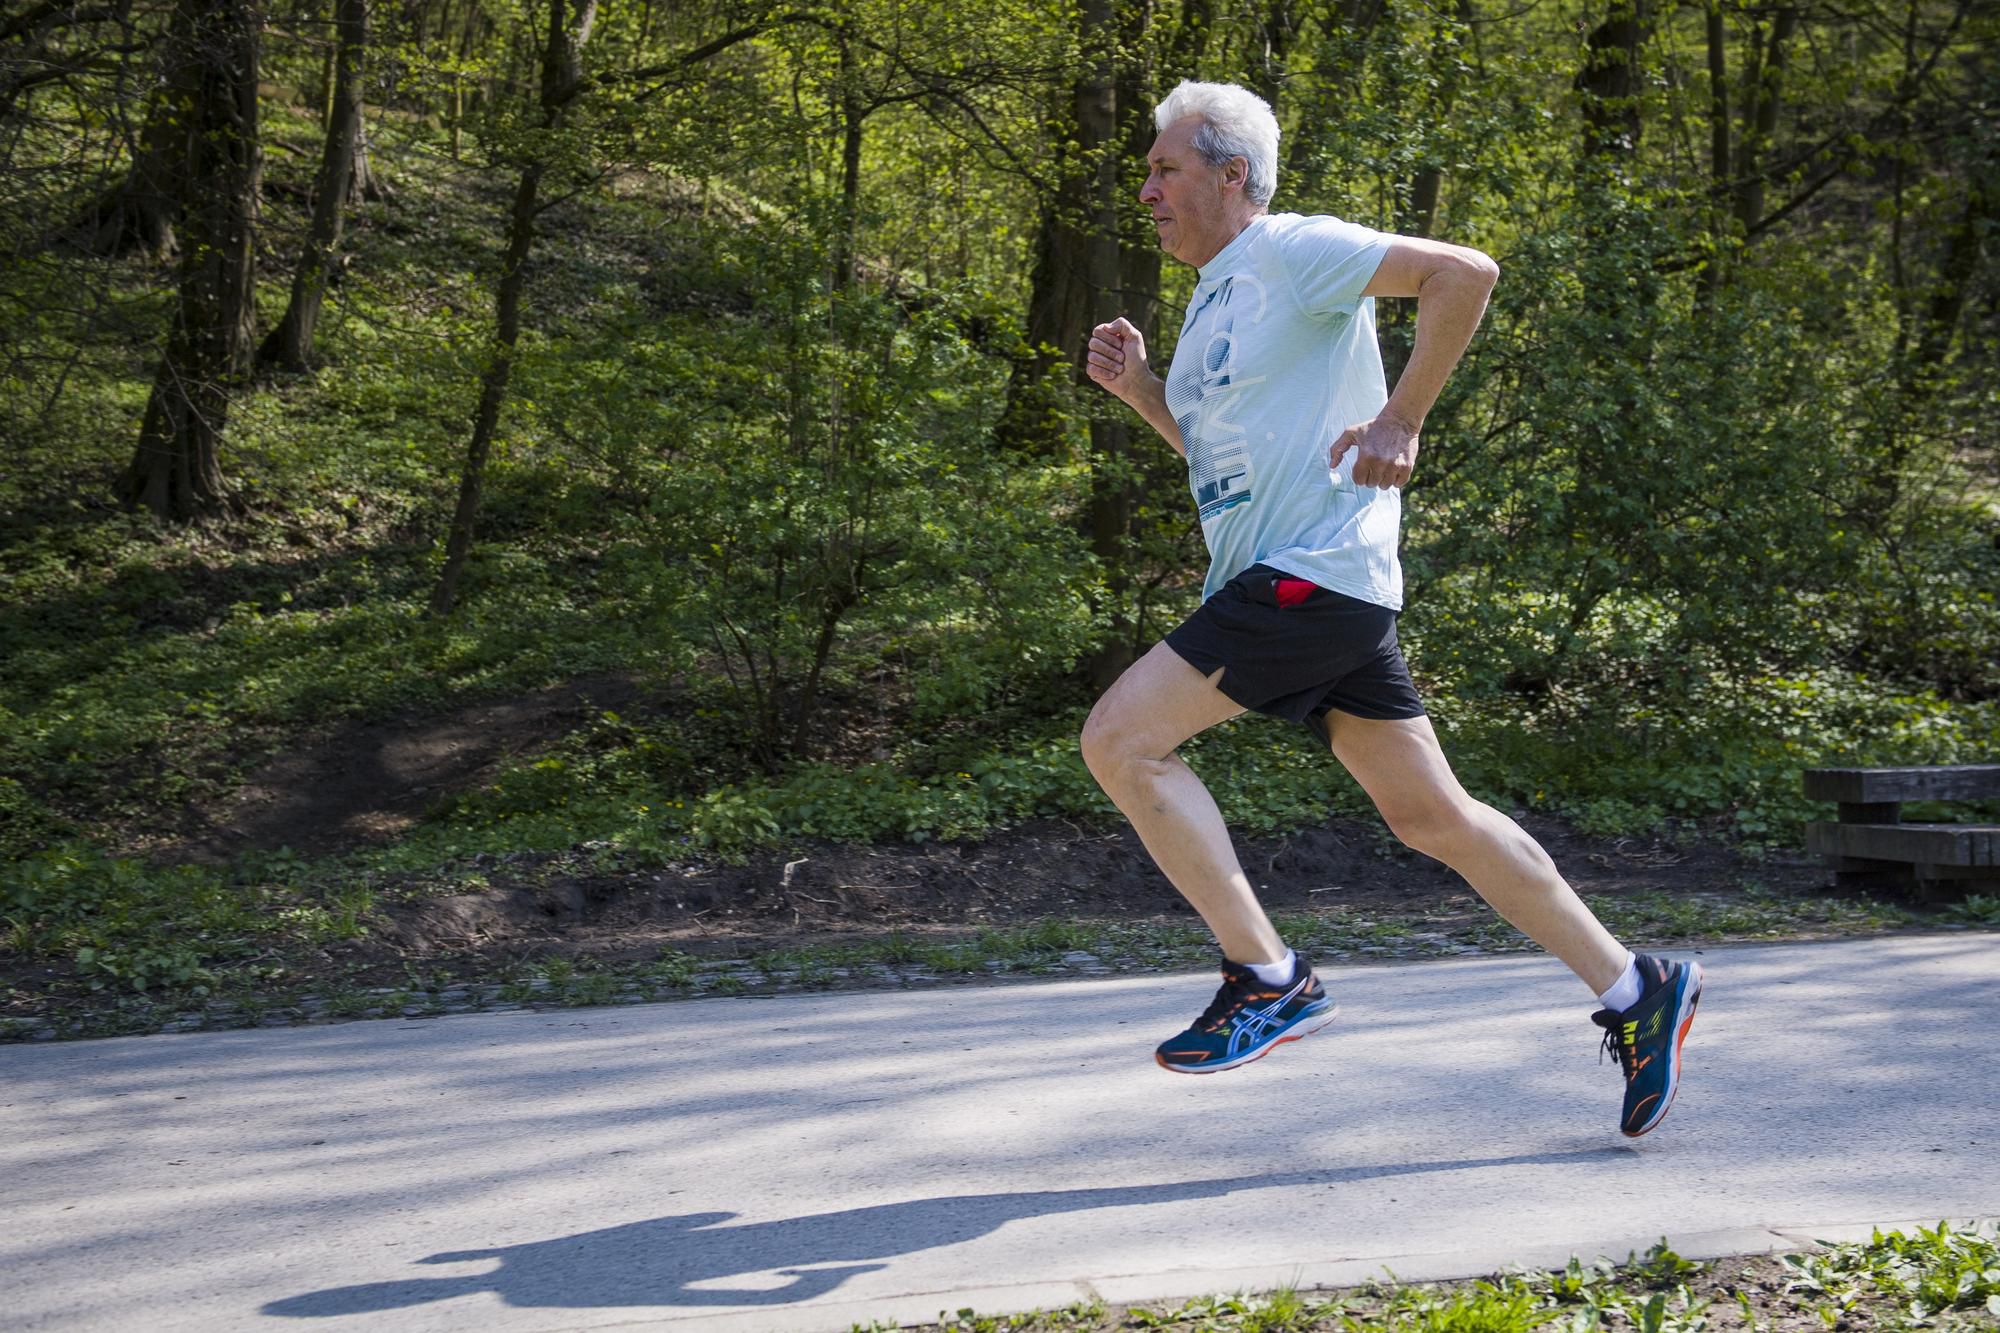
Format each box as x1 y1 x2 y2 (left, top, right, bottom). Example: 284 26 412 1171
1163 563 1425 743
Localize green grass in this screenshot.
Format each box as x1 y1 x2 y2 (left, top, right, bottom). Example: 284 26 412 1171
1583 886 1918 941
4 881 1975 1042
860 1226 2000 1331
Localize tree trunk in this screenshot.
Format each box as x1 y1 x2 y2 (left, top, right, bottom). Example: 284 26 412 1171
259 0 365 372
789 578 862 758
1399 0 1474 238
1282 0 1384 193
316 22 334 120
1698 0 1730 304
120 0 262 520
430 163 539 616
451 0 479 158
1246 0 1301 109
430 0 597 616
1705 2 1730 192
1386 0 1473 381
831 36 863 291
71 84 182 258
1733 5 1796 233
1004 0 1207 449
1078 0 1131 689
347 114 390 202
1575 0 1649 159
1880 167 1994 497
1550 0 1662 673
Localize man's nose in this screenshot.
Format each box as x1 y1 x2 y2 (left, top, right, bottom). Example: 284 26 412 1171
1139 176 1160 203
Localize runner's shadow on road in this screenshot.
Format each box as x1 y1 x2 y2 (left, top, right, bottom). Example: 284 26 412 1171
265 1148 1625 1316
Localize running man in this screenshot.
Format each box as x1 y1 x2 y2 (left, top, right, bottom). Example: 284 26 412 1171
1080 80 1702 1137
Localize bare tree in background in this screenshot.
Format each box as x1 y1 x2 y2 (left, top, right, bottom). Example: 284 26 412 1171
429 0 596 616
258 0 365 371
120 0 262 519
22 0 189 261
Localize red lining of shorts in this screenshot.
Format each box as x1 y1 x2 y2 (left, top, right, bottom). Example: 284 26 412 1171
1274 576 1316 609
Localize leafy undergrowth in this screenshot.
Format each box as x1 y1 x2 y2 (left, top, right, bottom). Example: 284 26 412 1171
4 864 1986 1041
880 1226 2000 1332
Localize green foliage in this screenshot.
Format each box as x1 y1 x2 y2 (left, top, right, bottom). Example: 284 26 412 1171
1627 1242 1702 1287
643 210 1100 766
1 845 250 993
1837 1222 2000 1323
424 709 1384 860
1355 1277 1564 1333
1425 663 2000 849
1412 205 1872 689
1947 895 2000 926
0 0 1994 941
877 1227 2000 1331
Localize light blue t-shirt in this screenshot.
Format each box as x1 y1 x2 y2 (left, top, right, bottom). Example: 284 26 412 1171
1163 212 1400 608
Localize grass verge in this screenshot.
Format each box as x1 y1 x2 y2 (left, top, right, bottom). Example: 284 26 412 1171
5 881 1989 1043
865 1225 2000 1332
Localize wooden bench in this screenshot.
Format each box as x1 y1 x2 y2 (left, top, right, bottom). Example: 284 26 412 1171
1803 764 2000 894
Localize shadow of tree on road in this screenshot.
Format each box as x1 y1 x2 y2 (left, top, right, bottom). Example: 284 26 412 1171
264 1148 1626 1315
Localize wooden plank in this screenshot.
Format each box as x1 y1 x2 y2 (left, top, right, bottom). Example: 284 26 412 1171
1827 855 1904 872
1803 764 2000 803
1836 870 1916 893
1804 821 1999 866
1913 862 2000 883
1838 801 1901 825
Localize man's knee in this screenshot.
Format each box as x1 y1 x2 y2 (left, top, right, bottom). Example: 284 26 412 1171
1381 795 1483 862
1080 705 1126 784
1080 704 1152 788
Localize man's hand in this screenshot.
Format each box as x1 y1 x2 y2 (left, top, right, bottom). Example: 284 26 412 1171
1329 413 1421 490
1086 317 1152 401
1084 316 1184 455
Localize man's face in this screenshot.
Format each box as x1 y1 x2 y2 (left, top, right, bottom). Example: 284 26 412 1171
1140 115 1242 266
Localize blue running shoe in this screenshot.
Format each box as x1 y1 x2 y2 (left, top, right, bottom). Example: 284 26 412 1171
1155 957 1337 1074
1592 954 1704 1137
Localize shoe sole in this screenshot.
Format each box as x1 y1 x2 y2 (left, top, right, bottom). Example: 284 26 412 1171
1623 963 1704 1138
1155 1002 1339 1075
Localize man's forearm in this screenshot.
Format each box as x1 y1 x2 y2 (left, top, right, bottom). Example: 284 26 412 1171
1382 258 1498 430
1119 373 1184 456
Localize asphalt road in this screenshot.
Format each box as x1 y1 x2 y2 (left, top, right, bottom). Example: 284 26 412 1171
3 933 1995 1333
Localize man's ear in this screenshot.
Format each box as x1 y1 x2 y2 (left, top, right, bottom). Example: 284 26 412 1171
1225 156 1249 193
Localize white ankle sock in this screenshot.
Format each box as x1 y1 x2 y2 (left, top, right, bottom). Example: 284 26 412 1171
1596 952 1642 1012
1246 949 1297 987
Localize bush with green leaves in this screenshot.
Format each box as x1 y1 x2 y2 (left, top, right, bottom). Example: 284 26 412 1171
1781 1222 2000 1328
639 208 1101 770
1 844 251 993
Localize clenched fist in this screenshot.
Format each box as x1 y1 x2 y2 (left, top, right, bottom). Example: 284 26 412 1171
1086 317 1151 401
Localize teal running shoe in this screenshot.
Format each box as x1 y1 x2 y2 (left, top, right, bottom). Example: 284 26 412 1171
1592 954 1704 1137
1155 957 1337 1074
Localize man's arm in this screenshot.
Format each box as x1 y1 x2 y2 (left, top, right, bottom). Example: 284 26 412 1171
1085 317 1184 457
1330 237 1499 488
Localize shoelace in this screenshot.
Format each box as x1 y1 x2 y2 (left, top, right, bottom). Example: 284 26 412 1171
1195 970 1263 1032
1598 1023 1634 1075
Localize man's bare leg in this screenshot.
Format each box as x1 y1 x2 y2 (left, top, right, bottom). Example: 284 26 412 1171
1323 711 1628 994
1080 642 1286 965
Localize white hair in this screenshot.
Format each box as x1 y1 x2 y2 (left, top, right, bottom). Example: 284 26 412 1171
1153 80 1280 208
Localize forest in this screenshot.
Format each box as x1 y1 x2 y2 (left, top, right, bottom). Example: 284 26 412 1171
0 0 1995 1014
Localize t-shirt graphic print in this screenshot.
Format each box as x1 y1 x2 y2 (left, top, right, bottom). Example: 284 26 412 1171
1162 212 1403 610
1185 274 1257 524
